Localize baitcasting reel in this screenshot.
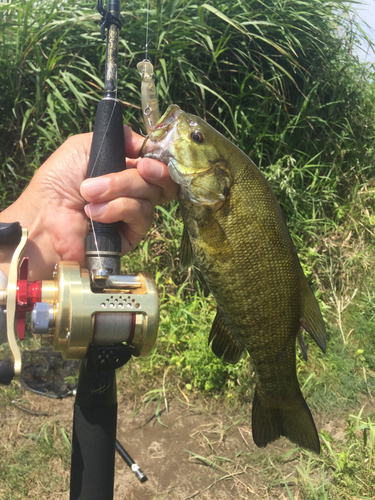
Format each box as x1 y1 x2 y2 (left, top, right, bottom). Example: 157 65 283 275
0 223 159 384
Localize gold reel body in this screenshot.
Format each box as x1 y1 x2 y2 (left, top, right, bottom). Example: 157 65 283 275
35 262 159 360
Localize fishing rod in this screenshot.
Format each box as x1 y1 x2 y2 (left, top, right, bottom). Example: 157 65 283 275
0 1 158 498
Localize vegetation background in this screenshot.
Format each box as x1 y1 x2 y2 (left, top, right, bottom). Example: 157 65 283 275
1 0 375 498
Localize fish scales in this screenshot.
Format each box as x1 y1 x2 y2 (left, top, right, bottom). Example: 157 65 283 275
142 104 326 453
180 165 301 393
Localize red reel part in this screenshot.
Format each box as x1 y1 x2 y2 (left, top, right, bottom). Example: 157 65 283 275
15 258 41 340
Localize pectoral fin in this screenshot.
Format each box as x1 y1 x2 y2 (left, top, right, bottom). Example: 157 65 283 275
179 226 195 271
300 275 326 354
209 309 245 364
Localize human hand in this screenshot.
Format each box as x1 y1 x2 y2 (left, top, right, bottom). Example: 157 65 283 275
0 127 178 280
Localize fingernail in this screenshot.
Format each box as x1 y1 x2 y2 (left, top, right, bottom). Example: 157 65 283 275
142 158 164 180
81 177 110 197
85 203 107 218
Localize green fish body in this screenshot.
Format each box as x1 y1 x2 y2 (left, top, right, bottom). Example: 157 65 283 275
142 105 326 454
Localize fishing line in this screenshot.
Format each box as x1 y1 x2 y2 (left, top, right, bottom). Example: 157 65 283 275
87 198 104 272
87 205 103 270
145 0 150 61
137 2 160 133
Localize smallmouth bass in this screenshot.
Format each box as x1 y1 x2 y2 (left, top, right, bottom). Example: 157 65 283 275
142 105 326 454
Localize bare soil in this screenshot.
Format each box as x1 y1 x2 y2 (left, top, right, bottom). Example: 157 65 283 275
115 395 263 499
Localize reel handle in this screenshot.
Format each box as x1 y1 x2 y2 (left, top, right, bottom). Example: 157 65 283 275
0 222 27 385
0 359 14 385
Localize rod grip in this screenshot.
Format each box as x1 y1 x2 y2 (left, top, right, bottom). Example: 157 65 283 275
70 362 117 500
85 99 125 261
87 99 125 179
70 403 117 500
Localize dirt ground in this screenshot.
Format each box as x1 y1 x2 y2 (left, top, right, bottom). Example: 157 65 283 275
2 382 368 500
115 395 263 499
114 396 352 500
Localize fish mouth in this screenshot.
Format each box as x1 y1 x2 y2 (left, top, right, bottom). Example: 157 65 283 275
140 105 182 162
153 104 182 132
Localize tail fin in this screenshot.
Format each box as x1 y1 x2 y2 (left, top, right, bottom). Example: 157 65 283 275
252 388 320 454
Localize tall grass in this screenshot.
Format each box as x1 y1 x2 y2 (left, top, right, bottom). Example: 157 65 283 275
1 0 374 212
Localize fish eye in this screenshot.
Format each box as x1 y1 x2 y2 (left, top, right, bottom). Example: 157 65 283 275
190 131 205 143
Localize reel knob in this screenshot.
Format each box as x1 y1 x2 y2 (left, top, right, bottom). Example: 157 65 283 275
31 302 54 334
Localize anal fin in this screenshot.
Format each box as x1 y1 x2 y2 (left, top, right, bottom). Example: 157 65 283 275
209 309 245 364
300 274 326 354
194 267 210 297
297 328 308 362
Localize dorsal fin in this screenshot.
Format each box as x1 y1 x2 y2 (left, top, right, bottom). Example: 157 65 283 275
299 274 326 354
209 309 245 364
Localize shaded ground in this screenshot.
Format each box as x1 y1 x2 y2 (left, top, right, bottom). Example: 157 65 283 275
1 382 374 499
